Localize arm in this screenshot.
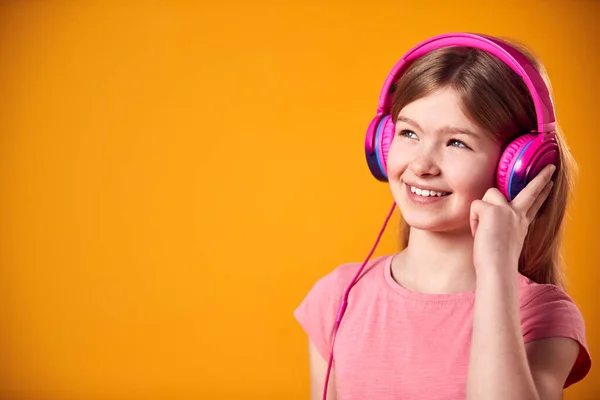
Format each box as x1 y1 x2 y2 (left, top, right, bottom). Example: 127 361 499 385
467 268 579 400
525 337 580 400
308 339 337 400
467 167 581 399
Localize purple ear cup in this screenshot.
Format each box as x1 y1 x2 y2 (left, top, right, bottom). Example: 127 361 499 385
496 133 559 200
365 114 396 181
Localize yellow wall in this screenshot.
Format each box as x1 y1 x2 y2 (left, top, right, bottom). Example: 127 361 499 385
0 1 597 399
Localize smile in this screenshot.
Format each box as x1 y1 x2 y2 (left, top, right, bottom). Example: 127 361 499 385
408 185 450 197
405 184 451 205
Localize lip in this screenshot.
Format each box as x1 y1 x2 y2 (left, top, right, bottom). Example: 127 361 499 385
405 183 451 205
404 182 452 193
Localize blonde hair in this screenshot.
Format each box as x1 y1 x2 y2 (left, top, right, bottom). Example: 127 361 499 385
390 38 577 290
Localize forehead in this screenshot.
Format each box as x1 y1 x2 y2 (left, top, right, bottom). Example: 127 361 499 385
399 89 473 125
398 89 496 137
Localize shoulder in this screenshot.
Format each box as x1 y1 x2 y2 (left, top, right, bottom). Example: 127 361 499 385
302 254 390 300
293 254 391 360
517 274 592 387
517 274 587 341
518 274 586 331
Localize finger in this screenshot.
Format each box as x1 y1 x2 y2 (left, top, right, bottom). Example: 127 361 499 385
525 180 554 223
470 199 486 237
511 164 556 214
482 187 508 206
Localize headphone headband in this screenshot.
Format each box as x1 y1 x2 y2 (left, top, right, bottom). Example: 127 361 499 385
376 32 556 133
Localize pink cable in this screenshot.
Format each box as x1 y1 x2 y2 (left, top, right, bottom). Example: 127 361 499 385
322 202 397 400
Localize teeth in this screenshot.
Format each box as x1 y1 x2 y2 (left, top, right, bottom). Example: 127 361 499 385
410 186 449 197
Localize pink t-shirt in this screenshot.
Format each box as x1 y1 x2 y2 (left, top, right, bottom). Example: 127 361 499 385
294 254 591 399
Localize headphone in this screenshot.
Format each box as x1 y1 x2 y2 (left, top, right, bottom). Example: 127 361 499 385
364 32 560 201
321 33 561 400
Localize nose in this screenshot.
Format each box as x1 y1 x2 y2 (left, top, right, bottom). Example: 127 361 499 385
408 146 441 177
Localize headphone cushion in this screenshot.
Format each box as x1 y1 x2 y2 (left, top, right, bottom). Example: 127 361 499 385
496 134 537 199
379 116 396 178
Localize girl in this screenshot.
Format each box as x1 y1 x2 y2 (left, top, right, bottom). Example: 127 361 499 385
294 33 591 400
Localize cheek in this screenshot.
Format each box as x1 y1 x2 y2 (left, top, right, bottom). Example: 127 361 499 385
449 157 498 198
385 139 409 177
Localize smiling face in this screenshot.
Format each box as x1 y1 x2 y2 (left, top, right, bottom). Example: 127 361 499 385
387 88 503 233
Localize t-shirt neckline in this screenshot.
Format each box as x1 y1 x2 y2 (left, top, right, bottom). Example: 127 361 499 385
382 254 477 303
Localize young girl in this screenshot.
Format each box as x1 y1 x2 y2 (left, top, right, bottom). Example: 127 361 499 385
294 33 591 400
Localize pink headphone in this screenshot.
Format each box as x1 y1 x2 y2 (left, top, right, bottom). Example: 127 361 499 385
321 33 562 400
364 32 560 201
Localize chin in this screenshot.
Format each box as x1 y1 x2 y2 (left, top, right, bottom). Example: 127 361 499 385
402 215 459 233
393 184 474 233
398 202 471 234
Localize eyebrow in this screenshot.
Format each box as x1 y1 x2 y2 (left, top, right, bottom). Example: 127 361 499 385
397 116 480 139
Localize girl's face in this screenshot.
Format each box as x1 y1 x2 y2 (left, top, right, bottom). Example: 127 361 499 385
387 88 504 233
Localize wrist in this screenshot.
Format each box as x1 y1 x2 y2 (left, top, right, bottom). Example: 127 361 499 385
476 262 519 289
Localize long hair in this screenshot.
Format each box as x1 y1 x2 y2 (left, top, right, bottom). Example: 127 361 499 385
390 38 577 290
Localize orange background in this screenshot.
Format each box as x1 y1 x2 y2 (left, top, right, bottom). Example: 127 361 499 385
0 1 598 399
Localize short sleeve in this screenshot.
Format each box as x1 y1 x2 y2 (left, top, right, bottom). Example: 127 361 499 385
293 266 351 362
520 286 592 388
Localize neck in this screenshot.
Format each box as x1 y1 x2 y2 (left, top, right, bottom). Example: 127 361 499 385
392 227 478 294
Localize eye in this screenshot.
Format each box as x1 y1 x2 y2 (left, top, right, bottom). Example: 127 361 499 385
398 129 418 140
448 139 470 149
